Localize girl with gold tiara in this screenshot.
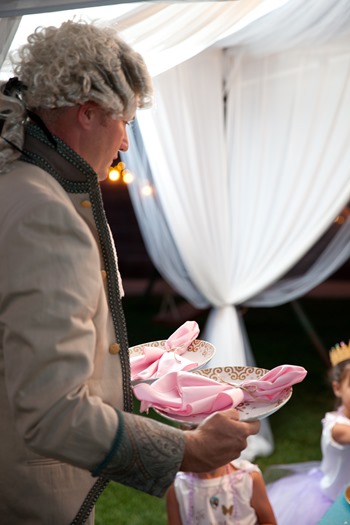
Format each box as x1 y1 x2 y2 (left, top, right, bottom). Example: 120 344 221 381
267 341 350 524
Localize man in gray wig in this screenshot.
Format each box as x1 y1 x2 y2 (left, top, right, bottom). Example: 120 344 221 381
0 20 259 524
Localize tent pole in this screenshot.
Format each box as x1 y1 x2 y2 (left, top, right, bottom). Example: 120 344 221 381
290 300 330 368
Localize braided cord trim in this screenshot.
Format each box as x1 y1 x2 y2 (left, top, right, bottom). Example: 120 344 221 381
23 123 133 411
22 123 134 524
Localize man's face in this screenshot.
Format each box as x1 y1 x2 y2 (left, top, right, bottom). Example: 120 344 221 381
93 111 130 181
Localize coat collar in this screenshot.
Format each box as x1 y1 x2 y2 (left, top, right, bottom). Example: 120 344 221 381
21 121 133 413
22 121 96 193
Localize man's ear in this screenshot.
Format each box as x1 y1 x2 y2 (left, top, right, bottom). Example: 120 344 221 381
77 102 97 130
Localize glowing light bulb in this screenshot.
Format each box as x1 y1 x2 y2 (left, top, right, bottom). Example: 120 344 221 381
117 161 126 172
141 183 154 197
108 168 120 182
122 169 134 184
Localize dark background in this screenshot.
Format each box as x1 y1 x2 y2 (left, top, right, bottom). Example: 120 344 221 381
101 179 155 279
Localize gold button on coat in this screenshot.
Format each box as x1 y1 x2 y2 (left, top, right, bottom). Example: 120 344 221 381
109 343 121 354
80 199 92 208
101 270 107 281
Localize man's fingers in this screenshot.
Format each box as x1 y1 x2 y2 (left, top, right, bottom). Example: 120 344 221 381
244 419 261 435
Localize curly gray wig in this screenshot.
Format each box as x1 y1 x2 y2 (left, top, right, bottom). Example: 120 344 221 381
0 20 153 172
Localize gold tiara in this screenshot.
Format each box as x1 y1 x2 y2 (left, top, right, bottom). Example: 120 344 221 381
329 341 350 367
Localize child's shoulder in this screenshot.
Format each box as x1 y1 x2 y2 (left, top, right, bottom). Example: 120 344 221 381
231 458 261 475
323 407 350 427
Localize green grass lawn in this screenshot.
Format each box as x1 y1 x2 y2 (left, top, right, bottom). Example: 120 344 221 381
95 293 348 524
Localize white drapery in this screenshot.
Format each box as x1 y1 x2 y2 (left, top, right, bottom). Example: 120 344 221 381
0 1 290 77
0 17 21 68
123 2 350 457
131 41 350 367
0 0 141 17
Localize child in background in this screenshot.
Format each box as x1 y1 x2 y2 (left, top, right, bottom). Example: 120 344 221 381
267 341 350 524
166 456 276 525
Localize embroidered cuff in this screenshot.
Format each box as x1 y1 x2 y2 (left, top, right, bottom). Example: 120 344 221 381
91 410 185 497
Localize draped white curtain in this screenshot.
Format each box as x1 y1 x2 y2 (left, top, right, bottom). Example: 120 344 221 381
113 0 286 77
0 0 141 17
124 29 350 457
0 17 21 68
132 42 350 367
0 1 291 76
248 214 350 307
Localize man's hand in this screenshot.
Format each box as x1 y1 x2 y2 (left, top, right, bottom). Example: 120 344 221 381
181 408 260 472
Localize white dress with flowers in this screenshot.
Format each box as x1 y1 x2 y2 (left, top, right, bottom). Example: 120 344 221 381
174 459 260 525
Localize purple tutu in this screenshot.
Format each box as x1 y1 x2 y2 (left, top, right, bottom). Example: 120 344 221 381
266 462 333 525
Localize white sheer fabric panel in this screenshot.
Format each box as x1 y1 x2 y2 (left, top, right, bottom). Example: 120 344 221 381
216 0 350 55
123 124 208 308
0 1 292 77
0 17 21 68
0 0 142 18
138 50 231 304
136 50 250 359
248 215 350 307
224 44 350 312
136 43 350 368
115 0 282 77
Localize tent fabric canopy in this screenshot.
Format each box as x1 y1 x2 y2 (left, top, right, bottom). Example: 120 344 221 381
0 1 293 77
1 0 350 459
128 22 350 364
216 0 350 53
0 0 142 17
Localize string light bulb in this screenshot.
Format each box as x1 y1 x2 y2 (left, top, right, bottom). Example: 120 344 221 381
141 183 154 197
107 162 154 195
108 160 129 183
108 167 120 181
116 161 125 172
122 169 134 184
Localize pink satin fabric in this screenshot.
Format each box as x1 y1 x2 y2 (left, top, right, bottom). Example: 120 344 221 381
133 364 307 416
130 321 200 381
133 370 245 415
236 364 307 402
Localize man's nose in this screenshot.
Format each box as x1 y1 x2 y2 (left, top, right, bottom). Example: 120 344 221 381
119 133 129 152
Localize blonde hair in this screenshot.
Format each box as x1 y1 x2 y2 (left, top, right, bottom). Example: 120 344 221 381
0 20 153 172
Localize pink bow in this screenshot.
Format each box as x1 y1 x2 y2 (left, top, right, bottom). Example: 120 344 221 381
233 365 307 402
130 321 200 382
133 364 307 416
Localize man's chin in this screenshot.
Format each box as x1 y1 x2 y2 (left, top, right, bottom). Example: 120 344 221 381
98 170 109 182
